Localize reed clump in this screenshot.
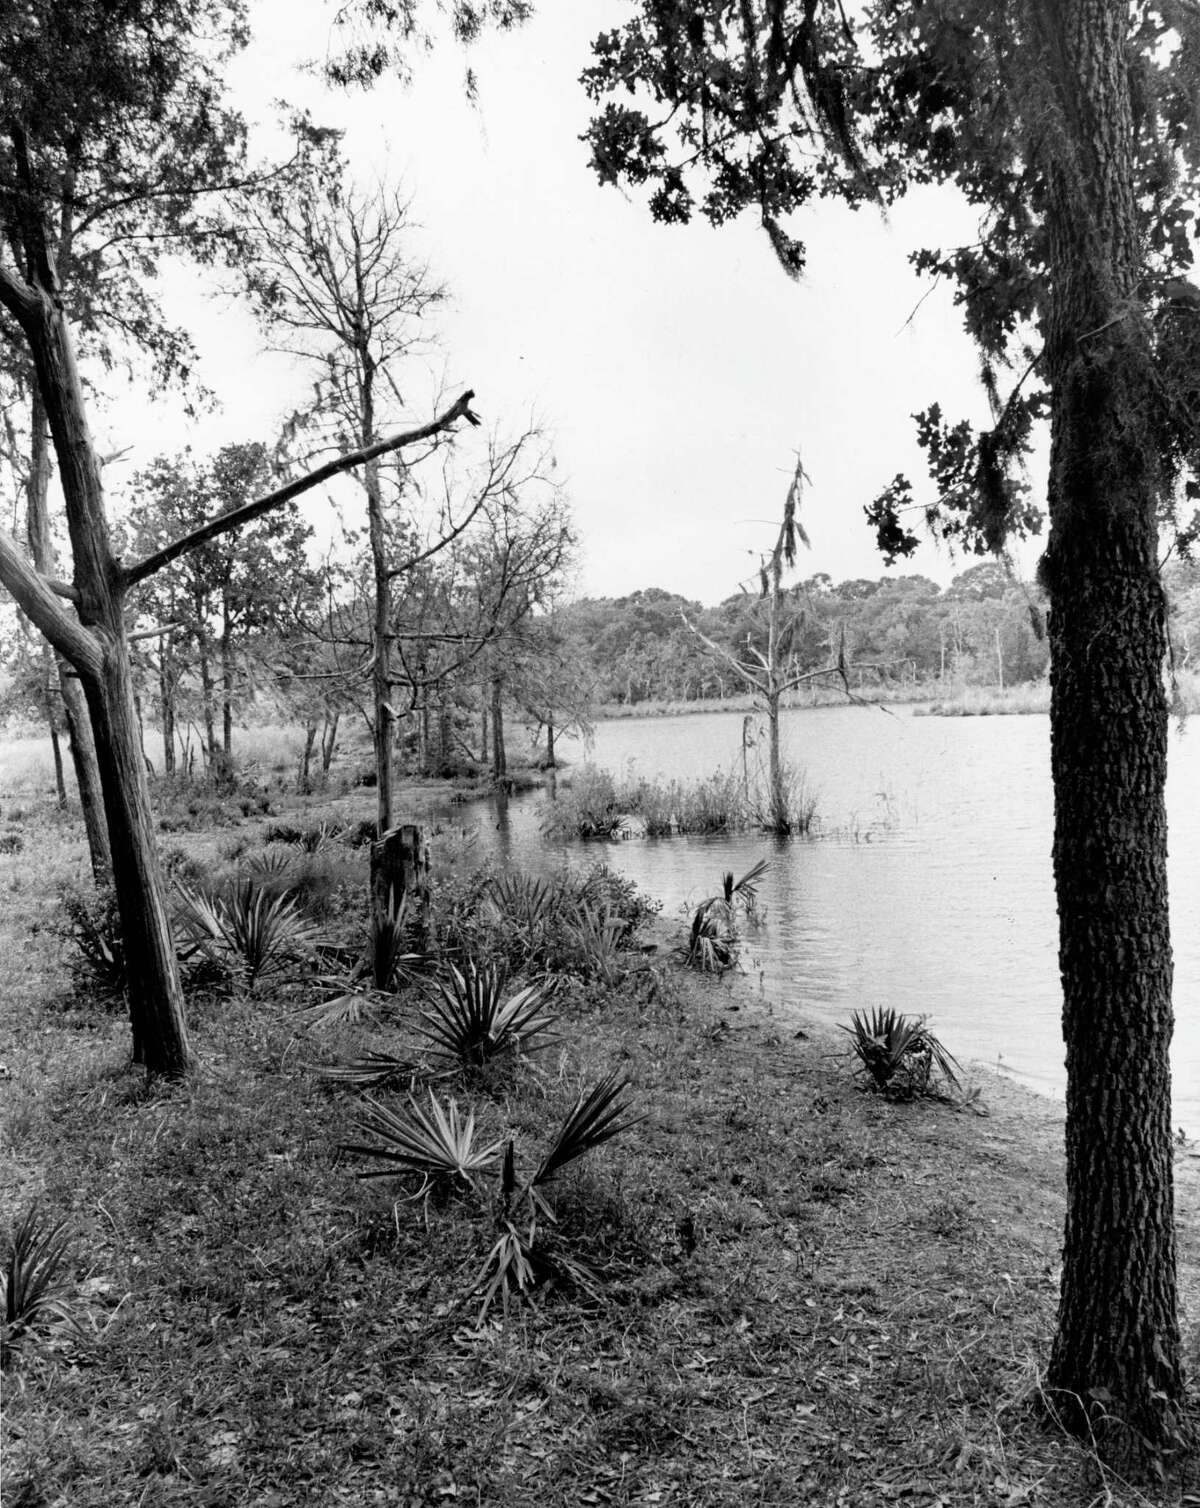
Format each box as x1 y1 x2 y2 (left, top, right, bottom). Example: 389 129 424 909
542 764 814 840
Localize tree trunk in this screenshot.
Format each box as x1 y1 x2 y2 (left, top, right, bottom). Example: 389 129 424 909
21 286 191 1076
370 823 429 950
24 386 110 876
198 630 217 768
220 597 234 759
490 676 507 780
766 687 787 833
480 688 489 764
438 701 451 775
321 710 339 777
159 641 176 778
545 720 556 768
1032 0 1182 1450
298 722 317 794
46 696 66 807
364 409 395 836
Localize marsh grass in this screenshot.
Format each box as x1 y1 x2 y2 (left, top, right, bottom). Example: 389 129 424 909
918 683 1050 717
544 764 808 839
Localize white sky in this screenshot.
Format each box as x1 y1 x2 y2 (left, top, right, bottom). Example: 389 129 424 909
102 0 1042 606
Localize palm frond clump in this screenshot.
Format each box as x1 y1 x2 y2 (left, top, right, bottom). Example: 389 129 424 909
841 1007 961 1097
343 1093 504 1198
417 960 558 1070
2 1206 79 1363
472 1072 644 1322
175 880 323 994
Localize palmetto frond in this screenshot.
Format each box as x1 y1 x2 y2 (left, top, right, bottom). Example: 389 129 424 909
3 1205 79 1359
416 961 558 1069
342 1093 503 1192
317 1051 420 1091
841 1007 961 1095
175 881 322 993
533 1071 643 1188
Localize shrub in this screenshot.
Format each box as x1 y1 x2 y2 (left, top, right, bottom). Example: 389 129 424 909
344 1092 504 1199
175 881 324 995
841 1007 961 1097
2 1205 79 1364
371 889 422 990
57 885 127 1008
417 961 559 1072
540 765 624 839
473 1073 643 1321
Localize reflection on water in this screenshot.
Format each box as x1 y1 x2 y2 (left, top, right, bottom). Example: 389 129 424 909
423 704 1200 1134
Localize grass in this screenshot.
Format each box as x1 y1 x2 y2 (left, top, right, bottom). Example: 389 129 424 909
917 683 1050 717
4 751 1200 1503
543 763 815 839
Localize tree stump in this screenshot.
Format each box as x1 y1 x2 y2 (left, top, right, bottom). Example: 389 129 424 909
370 823 430 947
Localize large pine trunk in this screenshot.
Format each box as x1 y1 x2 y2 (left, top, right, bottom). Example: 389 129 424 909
1033 0 1182 1447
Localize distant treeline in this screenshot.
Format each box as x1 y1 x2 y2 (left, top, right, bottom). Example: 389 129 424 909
555 559 1200 709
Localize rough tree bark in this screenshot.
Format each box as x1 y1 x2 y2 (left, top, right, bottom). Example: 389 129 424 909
1031 0 1183 1448
490 675 507 782
16 285 191 1075
24 388 110 876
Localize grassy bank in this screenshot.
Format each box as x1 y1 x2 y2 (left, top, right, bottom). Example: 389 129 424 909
3 782 1200 1504
917 684 1051 717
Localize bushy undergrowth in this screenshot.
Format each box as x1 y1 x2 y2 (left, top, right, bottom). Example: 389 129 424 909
543 762 816 839
432 861 659 985
55 885 127 1010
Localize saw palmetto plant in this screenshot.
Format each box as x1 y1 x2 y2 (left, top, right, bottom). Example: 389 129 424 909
175 880 323 994
342 1092 504 1199
841 1007 961 1097
2 1205 79 1364
416 960 559 1071
470 1072 644 1323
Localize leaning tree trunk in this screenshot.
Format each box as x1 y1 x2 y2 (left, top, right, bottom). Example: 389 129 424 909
1032 0 1182 1450
22 288 191 1077
25 387 110 877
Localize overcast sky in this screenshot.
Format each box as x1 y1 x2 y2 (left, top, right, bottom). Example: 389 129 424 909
114 0 1039 606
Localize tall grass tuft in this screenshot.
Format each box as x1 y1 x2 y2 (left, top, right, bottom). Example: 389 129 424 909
544 764 799 839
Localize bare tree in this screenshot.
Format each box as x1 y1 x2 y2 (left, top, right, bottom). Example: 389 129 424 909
236 149 463 835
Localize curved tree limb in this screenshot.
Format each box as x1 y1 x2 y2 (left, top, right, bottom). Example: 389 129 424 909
124 389 481 587
0 526 103 678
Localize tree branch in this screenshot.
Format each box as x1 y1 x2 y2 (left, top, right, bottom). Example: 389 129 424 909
124 389 481 586
0 527 102 678
680 611 761 691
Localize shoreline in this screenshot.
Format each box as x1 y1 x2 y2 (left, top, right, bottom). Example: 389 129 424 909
3 781 1200 1503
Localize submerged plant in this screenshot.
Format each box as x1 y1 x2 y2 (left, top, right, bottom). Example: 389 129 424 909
417 960 559 1071
841 1007 961 1097
2 1206 79 1364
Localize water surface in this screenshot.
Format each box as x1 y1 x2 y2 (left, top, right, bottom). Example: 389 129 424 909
436 704 1200 1134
